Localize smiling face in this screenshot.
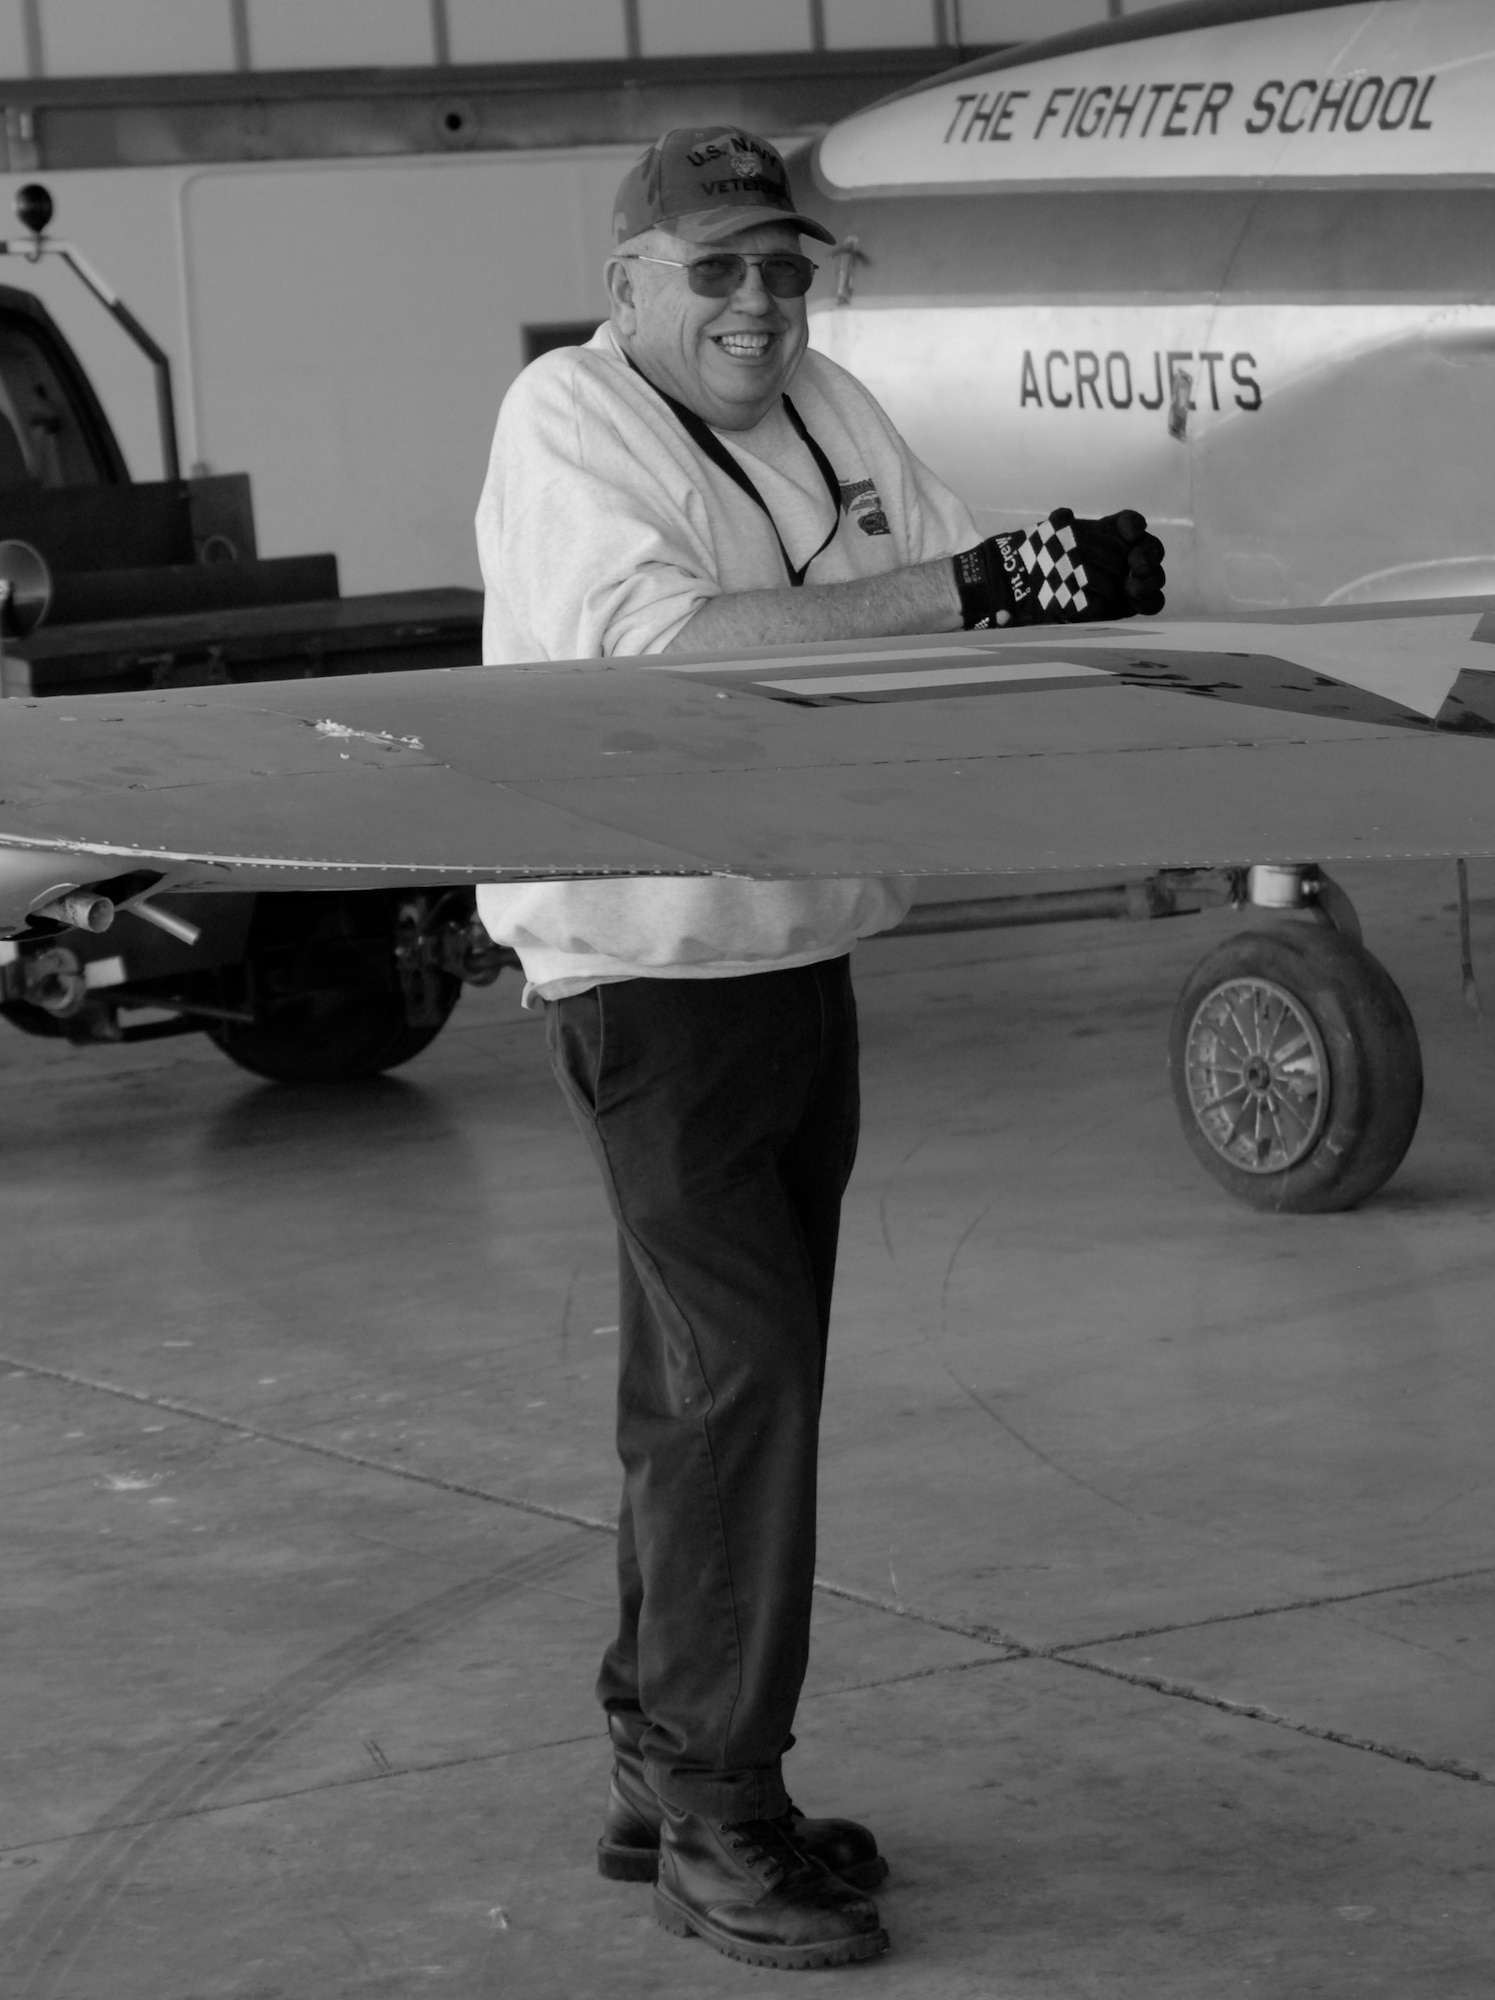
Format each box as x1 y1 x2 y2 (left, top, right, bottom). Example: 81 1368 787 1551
607 221 811 432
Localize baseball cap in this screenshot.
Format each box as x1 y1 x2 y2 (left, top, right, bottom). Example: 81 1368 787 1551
613 127 836 247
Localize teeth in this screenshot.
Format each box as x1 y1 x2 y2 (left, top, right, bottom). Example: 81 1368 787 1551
716 333 773 357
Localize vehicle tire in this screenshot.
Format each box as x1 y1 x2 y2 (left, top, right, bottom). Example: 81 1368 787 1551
204 890 464 1084
209 984 460 1083
1168 924 1422 1213
0 998 68 1039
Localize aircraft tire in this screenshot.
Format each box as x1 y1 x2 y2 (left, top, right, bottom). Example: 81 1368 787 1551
1168 924 1422 1214
208 982 461 1083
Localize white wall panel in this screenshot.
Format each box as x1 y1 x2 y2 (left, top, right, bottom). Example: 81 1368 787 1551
638 0 811 58
0 0 28 78
178 151 634 592
823 0 937 49
246 0 435 71
41 0 236 76
956 0 1109 39
446 0 627 63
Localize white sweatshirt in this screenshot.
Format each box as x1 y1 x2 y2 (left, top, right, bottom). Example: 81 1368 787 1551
474 323 977 999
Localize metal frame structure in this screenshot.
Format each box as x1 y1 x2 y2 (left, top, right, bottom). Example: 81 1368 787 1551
0 49 991 173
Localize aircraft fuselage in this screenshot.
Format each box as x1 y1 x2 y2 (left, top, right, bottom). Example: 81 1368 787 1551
807 0 1495 613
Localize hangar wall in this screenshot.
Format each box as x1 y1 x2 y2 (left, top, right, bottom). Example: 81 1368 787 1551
0 0 1143 595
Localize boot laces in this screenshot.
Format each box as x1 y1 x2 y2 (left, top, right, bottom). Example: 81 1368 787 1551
722 1816 800 1885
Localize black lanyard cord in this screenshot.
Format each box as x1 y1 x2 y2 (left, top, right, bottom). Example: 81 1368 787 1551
623 353 843 588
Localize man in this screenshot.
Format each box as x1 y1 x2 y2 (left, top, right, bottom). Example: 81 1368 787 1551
475 127 1163 1972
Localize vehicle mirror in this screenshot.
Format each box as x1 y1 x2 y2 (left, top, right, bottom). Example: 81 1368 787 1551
14 183 53 240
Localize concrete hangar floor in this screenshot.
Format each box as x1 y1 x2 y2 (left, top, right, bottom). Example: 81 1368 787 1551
2 857 1492 2000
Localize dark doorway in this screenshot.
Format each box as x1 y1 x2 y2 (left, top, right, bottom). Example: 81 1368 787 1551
522 322 602 364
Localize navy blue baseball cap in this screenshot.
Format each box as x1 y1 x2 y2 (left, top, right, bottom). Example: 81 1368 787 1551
613 127 836 246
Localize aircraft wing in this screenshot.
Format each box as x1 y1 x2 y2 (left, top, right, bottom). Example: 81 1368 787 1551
2 599 1493 930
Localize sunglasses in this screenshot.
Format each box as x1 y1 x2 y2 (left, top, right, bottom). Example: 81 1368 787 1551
621 252 818 298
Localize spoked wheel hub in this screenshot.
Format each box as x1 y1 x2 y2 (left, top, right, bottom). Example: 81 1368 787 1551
1183 975 1328 1174
1168 925 1423 1212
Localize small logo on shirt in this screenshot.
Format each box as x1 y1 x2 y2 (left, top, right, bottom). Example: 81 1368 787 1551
840 477 889 537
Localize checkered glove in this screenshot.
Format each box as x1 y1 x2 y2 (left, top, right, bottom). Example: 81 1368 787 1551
952 508 1165 629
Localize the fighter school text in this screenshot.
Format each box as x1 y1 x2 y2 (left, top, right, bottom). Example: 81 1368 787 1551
943 72 1437 146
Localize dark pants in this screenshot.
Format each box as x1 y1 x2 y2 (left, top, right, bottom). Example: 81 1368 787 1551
545 957 860 1822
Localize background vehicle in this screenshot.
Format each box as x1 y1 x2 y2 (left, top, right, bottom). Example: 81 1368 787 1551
0 191 504 1080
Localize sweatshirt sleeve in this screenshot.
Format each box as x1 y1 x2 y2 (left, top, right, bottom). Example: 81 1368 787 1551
899 442 981 564
796 349 978 566
476 349 723 663
856 376 978 565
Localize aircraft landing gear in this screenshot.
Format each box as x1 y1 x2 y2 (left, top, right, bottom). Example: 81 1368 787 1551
1168 919 1423 1214
895 860 1425 1211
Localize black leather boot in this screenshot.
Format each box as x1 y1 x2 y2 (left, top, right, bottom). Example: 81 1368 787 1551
595 1712 660 1882
653 1805 889 1969
596 1712 889 1890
